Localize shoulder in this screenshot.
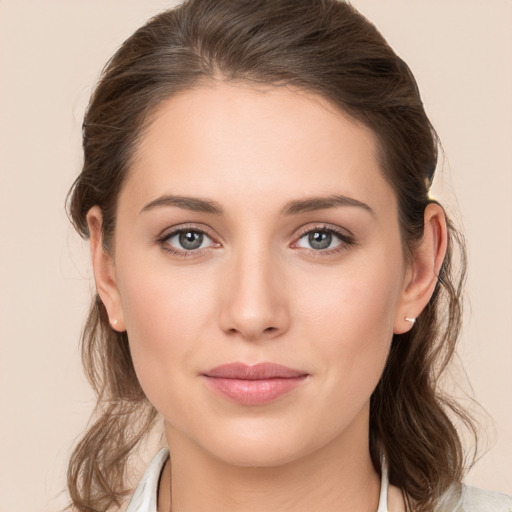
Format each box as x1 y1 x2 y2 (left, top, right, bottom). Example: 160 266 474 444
459 485 512 512
433 483 511 512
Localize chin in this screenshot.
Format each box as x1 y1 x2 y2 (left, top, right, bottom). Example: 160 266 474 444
191 414 337 469
210 436 310 468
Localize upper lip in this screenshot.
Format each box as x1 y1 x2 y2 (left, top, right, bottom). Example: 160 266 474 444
203 362 307 379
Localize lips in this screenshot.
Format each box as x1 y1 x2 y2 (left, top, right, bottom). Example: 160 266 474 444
202 362 308 405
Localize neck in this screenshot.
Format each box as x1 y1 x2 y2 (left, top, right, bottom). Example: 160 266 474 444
159 411 381 512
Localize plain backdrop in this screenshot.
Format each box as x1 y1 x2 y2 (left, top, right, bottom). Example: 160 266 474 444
0 1 511 511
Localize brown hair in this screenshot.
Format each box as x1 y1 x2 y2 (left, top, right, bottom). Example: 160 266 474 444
67 1 475 510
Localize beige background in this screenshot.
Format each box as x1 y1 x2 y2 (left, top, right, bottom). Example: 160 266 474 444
0 1 510 511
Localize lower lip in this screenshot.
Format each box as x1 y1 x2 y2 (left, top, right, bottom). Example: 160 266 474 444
202 376 307 405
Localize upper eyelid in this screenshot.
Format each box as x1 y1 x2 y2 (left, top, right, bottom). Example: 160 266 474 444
157 223 217 241
293 223 354 240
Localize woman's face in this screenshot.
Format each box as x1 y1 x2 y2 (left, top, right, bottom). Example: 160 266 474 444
99 82 415 467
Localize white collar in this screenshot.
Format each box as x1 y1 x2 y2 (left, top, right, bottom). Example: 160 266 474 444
126 448 389 512
126 448 169 512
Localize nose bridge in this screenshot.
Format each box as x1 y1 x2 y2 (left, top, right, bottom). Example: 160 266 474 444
219 237 289 340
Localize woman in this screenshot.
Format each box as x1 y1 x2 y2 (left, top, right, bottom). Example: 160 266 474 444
66 1 511 511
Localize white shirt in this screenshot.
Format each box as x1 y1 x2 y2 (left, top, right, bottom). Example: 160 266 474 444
126 448 511 512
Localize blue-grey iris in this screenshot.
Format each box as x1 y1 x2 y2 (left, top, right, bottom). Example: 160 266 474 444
309 231 331 250
179 231 203 250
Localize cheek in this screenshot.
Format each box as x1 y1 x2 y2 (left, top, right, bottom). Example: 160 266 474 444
297 255 403 341
295 253 404 391
115 258 219 405
118 245 220 333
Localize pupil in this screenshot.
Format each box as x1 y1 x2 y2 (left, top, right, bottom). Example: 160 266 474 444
309 231 332 250
179 231 203 250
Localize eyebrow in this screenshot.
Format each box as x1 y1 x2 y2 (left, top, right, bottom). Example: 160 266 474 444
140 195 224 215
282 194 375 216
140 193 374 217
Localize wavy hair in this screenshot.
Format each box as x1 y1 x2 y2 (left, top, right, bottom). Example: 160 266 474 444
67 1 476 510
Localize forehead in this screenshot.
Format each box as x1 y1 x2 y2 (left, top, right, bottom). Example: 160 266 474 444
123 81 395 215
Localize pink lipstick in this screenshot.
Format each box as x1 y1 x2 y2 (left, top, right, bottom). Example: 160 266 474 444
202 362 308 405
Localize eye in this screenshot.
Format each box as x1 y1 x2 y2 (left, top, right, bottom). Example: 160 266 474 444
161 228 215 253
294 227 353 252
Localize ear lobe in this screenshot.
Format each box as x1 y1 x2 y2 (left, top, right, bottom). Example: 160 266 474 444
394 203 448 334
86 206 126 332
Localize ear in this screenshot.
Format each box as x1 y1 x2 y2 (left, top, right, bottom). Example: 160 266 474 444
87 206 126 332
394 203 448 334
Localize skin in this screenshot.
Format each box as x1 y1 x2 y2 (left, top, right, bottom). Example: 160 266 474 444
88 82 447 512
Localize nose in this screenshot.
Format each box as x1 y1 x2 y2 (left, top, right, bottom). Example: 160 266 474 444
219 246 290 341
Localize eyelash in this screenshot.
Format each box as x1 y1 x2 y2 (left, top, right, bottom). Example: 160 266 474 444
155 224 355 258
293 224 355 255
155 224 218 258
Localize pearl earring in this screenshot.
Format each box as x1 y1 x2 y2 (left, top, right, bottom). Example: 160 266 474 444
112 319 118 326
405 317 416 324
